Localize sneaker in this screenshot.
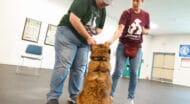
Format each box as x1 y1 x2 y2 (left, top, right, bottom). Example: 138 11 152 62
126 99 134 104
47 99 59 104
67 97 77 104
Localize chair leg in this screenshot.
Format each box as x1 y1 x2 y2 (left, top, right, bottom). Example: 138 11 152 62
16 57 42 76
16 57 24 74
35 60 42 76
16 65 19 74
16 59 20 74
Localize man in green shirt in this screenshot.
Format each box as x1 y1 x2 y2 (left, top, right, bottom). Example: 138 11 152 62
47 0 112 104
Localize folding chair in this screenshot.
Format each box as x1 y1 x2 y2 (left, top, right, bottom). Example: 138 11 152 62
16 44 43 75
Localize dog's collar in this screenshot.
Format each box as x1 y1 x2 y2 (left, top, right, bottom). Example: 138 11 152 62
91 57 109 61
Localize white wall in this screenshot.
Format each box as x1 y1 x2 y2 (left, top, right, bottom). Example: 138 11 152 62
140 35 153 79
0 0 118 69
1 0 190 87
143 34 190 87
0 0 73 69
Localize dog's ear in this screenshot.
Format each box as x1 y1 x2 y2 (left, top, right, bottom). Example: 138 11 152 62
90 45 95 52
103 44 111 54
90 46 92 52
108 49 111 54
91 44 99 52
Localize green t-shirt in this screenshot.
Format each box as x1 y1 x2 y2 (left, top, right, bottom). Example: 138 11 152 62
58 0 106 43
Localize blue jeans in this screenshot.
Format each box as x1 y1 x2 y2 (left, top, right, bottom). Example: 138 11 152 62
111 42 142 99
47 26 89 100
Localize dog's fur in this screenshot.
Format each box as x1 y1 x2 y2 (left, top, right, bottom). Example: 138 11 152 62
77 44 112 104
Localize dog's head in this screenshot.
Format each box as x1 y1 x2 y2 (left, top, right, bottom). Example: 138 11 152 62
90 44 111 61
88 44 111 73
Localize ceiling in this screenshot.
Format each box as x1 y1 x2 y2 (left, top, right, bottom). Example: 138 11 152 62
107 0 190 35
50 0 190 35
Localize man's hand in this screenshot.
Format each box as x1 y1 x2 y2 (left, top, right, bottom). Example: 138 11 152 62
85 26 103 36
87 37 96 45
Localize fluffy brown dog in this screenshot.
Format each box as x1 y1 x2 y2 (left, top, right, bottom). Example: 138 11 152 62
77 44 112 104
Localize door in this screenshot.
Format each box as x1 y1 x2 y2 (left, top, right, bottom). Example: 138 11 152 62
152 53 175 82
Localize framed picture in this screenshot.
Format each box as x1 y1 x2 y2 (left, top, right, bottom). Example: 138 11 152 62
22 18 42 42
44 24 57 46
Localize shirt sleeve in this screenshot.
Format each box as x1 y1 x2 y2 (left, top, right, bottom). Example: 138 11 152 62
145 13 150 29
96 8 106 29
119 10 129 25
69 0 88 18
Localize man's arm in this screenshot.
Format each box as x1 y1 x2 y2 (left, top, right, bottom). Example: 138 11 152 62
69 12 96 45
105 24 125 46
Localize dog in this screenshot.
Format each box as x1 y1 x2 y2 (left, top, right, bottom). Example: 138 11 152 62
77 44 112 104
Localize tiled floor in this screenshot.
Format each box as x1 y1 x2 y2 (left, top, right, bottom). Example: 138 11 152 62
0 64 190 104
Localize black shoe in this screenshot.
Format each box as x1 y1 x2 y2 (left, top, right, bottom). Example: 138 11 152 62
47 99 59 104
67 97 77 104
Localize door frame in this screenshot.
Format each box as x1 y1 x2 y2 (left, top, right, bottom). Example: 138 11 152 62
151 52 175 83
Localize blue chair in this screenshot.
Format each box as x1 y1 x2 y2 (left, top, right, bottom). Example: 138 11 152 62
16 44 43 75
